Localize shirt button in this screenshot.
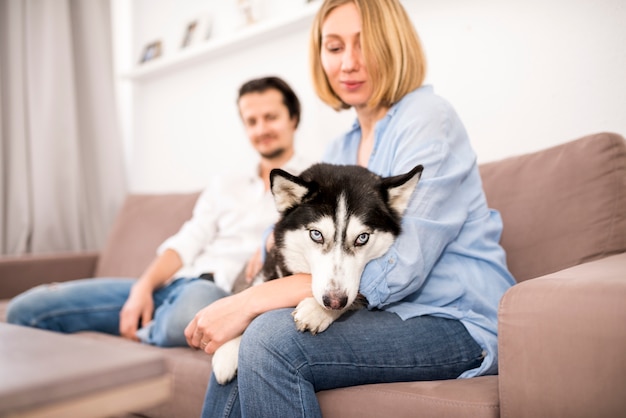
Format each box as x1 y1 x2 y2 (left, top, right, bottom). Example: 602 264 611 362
388 258 395 264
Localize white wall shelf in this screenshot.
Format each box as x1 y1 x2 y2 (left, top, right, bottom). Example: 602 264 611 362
120 2 320 81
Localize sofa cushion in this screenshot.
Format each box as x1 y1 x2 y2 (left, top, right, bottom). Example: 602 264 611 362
69 331 209 418
318 376 499 418
95 192 200 278
479 132 626 282
43 330 501 418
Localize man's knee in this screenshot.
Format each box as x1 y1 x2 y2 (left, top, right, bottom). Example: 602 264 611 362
6 298 27 325
5 287 46 326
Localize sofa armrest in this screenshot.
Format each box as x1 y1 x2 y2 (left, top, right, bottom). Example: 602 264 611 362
0 252 99 299
498 252 626 418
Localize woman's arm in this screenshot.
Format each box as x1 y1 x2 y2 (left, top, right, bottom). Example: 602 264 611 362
323 90 478 308
185 273 312 353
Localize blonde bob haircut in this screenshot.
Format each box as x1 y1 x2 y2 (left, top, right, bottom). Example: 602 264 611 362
310 0 427 111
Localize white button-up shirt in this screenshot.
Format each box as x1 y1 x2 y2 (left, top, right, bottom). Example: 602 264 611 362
158 155 311 293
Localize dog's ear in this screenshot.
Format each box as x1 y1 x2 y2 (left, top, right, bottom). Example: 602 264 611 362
381 164 423 216
270 169 310 213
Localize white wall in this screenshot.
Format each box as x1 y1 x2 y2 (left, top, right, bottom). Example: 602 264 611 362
112 0 626 193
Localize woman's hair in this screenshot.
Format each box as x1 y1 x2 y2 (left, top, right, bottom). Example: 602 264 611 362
238 76 302 128
309 0 426 111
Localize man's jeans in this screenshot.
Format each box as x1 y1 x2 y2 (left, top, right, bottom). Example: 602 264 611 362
6 277 228 347
202 308 485 418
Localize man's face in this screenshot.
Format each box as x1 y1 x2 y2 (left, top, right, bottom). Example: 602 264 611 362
238 89 297 160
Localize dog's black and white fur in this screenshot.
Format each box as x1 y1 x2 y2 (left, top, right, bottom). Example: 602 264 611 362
212 163 423 384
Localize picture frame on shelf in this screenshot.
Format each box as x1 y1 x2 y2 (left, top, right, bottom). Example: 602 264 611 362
180 21 198 48
139 41 162 64
237 0 257 26
180 14 214 49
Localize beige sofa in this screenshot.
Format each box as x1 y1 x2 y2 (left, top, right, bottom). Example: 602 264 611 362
1 132 625 418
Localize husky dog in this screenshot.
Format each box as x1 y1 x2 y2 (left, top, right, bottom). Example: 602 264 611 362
212 163 423 384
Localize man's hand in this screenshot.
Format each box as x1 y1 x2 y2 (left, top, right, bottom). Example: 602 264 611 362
119 249 182 341
244 248 263 283
119 282 154 341
244 231 275 282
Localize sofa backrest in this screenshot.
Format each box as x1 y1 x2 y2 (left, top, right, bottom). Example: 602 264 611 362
95 133 626 283
95 192 201 278
479 132 626 282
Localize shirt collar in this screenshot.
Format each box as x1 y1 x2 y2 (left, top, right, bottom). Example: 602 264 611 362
248 153 308 182
348 101 400 134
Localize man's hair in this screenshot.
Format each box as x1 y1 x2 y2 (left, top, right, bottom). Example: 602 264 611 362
309 0 426 111
238 76 302 128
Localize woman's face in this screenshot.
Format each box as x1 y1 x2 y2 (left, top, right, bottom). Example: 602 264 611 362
320 2 373 109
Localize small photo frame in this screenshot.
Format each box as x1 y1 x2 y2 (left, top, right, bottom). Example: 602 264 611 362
139 41 162 64
180 14 213 49
181 21 198 49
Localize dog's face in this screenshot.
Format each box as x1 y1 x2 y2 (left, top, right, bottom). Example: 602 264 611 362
270 163 423 311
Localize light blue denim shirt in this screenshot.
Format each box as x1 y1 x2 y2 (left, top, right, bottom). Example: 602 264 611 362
322 85 516 378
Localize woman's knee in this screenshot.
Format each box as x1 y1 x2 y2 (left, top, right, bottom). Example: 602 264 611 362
238 309 316 396
239 309 299 365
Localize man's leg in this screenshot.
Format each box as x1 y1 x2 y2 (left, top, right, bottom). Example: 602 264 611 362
140 278 229 347
6 278 135 335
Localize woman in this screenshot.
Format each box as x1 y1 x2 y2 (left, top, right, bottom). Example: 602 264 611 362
188 1 516 416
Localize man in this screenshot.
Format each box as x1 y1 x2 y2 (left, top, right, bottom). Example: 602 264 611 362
7 76 310 347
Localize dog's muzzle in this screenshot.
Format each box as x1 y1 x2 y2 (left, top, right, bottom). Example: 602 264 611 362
322 292 348 310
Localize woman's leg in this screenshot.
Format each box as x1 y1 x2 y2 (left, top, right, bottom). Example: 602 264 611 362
231 308 484 418
202 374 241 418
140 278 229 347
6 278 135 334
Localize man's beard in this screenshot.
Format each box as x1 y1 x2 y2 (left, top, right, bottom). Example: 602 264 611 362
261 147 286 160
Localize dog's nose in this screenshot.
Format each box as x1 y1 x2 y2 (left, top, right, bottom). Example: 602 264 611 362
322 293 348 310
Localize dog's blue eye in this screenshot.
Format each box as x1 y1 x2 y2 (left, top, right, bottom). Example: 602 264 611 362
309 230 324 244
355 233 369 246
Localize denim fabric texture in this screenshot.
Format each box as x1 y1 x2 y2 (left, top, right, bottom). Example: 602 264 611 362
6 277 228 347
202 308 483 418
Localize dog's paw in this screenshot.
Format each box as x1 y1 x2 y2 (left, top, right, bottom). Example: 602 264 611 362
292 297 341 334
211 336 242 385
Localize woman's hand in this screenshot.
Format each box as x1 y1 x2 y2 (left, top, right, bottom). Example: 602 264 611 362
119 282 154 341
185 273 313 354
184 292 255 354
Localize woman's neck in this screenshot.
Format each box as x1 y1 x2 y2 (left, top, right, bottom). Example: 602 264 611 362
356 104 389 167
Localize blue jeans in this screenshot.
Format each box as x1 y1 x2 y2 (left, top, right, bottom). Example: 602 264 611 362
202 308 485 418
6 277 228 347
